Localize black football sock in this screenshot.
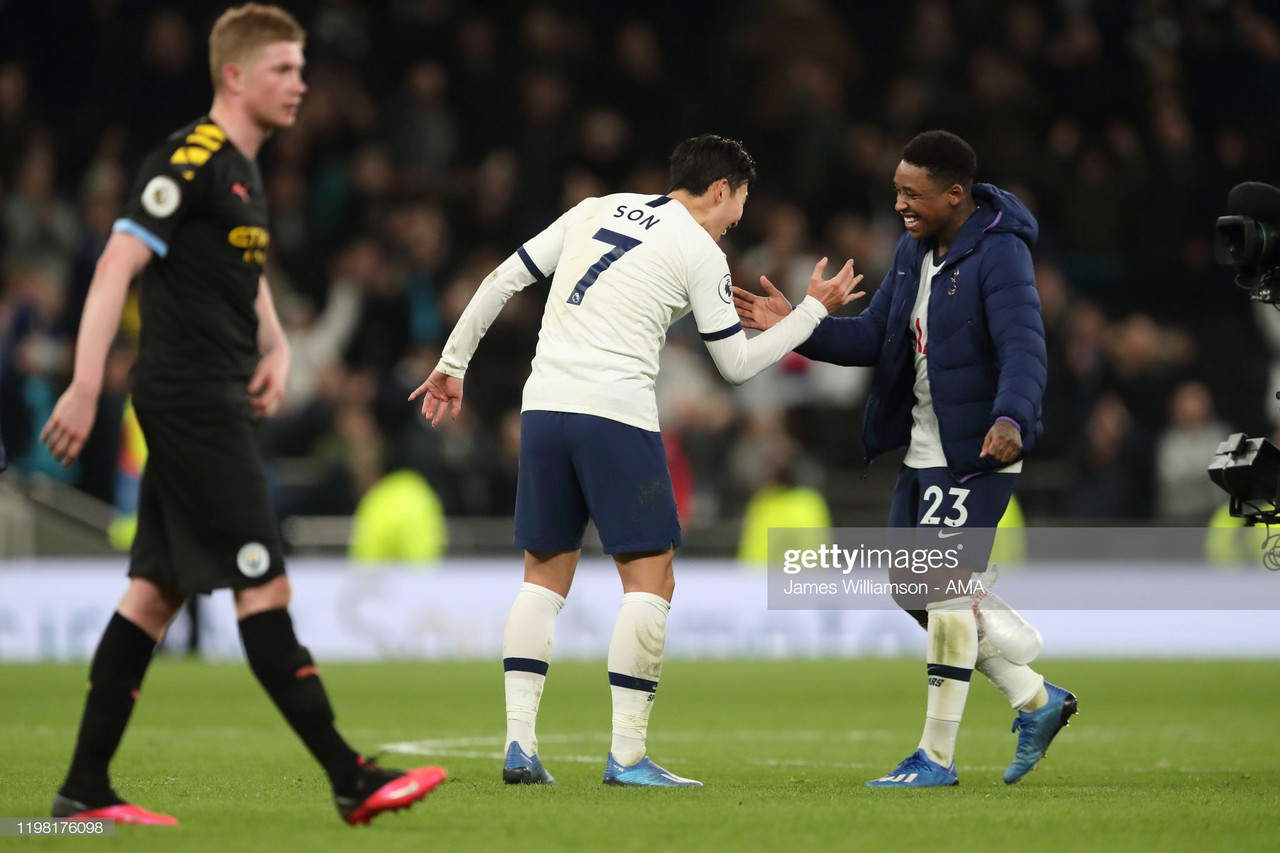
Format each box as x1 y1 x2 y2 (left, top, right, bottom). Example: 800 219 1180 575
60 613 157 802
238 608 360 790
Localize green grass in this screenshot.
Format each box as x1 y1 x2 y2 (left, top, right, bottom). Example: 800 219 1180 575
2 658 1277 852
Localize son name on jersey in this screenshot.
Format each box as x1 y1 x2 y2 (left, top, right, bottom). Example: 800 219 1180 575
613 204 662 230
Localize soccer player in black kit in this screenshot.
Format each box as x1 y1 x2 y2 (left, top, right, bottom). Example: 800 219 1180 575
40 3 445 826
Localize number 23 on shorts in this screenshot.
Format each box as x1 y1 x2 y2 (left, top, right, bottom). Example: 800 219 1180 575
920 485 970 527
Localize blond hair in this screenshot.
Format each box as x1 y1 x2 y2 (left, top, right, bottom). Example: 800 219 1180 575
208 4 305 91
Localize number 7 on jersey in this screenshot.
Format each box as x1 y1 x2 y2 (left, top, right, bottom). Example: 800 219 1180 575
566 228 642 305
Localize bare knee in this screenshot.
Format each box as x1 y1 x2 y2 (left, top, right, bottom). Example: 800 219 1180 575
647 567 675 601
234 575 291 620
116 578 185 641
616 549 676 602
523 550 579 598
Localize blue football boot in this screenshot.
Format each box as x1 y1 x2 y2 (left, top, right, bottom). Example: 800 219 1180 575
503 742 556 785
866 748 959 787
1003 681 1078 784
602 754 702 787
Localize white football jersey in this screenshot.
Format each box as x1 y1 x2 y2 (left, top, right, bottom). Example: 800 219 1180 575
905 249 1020 473
905 249 948 469
438 192 829 431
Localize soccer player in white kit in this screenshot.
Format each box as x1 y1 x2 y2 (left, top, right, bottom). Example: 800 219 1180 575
411 135 863 786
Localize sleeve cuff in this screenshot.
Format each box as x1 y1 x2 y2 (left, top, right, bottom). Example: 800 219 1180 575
795 295 828 321
996 416 1022 433
112 218 168 258
435 359 465 379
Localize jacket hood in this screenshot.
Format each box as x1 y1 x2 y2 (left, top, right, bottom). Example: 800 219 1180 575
971 182 1038 249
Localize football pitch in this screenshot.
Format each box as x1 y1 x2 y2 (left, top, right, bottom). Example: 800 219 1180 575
2 658 1277 852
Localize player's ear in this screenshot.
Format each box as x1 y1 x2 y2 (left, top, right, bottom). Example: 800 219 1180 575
221 61 242 94
710 177 729 203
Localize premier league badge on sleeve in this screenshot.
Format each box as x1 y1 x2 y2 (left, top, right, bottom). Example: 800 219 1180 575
142 175 182 218
719 273 733 304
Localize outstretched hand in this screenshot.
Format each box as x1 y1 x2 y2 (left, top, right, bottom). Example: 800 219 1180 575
733 257 865 331
409 369 464 427
733 275 793 331
804 257 865 315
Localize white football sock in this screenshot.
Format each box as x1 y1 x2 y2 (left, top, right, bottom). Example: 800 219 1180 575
975 637 1047 711
502 582 565 755
918 596 977 768
607 592 669 767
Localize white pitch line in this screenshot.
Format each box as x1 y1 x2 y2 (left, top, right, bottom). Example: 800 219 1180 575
382 745 604 764
375 746 1001 774
380 735 605 764
382 730 889 748
378 738 1246 776
381 731 902 768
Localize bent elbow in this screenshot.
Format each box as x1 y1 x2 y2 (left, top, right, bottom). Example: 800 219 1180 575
716 363 751 386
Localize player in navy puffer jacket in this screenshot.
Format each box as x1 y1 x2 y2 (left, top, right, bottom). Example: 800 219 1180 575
793 181 1045 477
736 131 1073 789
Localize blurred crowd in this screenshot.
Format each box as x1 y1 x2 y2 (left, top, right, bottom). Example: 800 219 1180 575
3 0 1280 535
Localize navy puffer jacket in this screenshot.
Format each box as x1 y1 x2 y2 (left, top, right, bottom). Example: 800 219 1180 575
796 183 1046 477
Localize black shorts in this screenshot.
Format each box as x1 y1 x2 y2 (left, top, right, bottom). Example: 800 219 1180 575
129 403 285 595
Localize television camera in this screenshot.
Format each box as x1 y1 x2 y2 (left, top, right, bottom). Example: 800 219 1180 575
1209 182 1280 524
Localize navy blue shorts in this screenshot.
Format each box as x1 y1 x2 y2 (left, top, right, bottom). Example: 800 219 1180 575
888 466 1017 529
887 466 1017 591
514 411 682 554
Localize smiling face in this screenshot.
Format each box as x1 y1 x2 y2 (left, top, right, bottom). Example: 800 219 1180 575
893 160 962 243
707 179 749 243
239 41 307 130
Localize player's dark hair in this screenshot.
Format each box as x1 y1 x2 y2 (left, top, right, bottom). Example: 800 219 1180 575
668 135 757 195
901 130 976 194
